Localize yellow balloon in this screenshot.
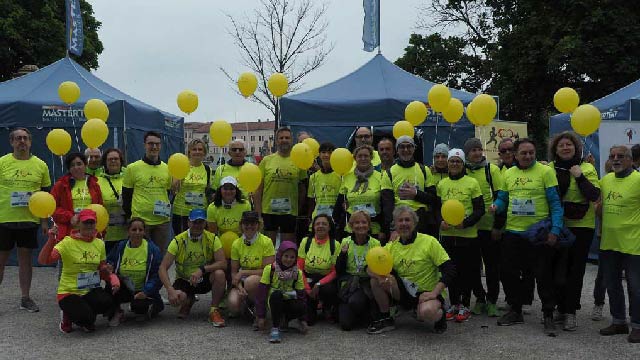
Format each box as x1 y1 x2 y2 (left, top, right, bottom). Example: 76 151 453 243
428 84 451 112
220 231 238 258
302 137 320 157
466 101 480 125
330 148 353 176
472 94 497 126
209 120 232 147
570 104 601 136
84 99 109 122
58 81 80 104
238 163 262 193
238 72 258 98
46 129 72 156
28 191 56 218
268 73 288 97
393 120 415 139
405 101 427 126
365 247 393 276
291 143 314 170
554 87 580 113
81 118 109 148
442 98 464 124
168 153 190 180
442 199 465 226
177 90 198 114
86 204 109 232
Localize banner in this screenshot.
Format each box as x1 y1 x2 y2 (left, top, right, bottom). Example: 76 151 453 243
362 0 380 52
475 120 528 164
66 0 84 56
597 121 640 175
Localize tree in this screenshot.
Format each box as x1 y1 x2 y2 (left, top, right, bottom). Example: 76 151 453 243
0 0 103 82
222 0 333 127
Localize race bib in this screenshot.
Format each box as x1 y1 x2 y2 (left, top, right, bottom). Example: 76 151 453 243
153 200 171 217
10 191 31 207
185 192 204 206
283 290 298 300
270 198 291 213
511 198 535 216
401 277 418 298
77 271 100 290
315 204 334 216
353 203 377 217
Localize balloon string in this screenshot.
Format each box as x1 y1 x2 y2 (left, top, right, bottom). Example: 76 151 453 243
433 114 440 152
447 122 453 146
70 105 81 152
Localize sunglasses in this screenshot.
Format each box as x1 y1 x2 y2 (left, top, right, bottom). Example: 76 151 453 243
229 148 245 152
498 148 513 154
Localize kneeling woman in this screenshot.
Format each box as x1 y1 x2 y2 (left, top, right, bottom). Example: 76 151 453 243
228 211 275 317
368 205 455 334
107 218 164 324
256 241 308 343
336 210 380 331
38 209 118 333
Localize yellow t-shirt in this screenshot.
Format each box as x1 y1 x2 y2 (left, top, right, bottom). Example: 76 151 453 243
600 171 640 255
97 172 127 241
167 230 222 280
212 163 246 196
340 236 381 277
430 170 449 187
437 175 483 238
465 164 504 231
339 170 384 234
260 264 305 299
259 154 307 216
548 162 599 229
384 233 450 293
173 164 209 216
0 154 51 223
502 162 558 232
206 201 252 235
350 150 381 171
381 163 432 211
71 178 92 214
307 171 342 218
55 236 106 295
123 160 171 225
298 237 341 275
119 239 148 292
231 233 275 270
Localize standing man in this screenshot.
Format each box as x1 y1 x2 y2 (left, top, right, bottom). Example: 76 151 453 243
0 128 51 312
354 127 381 168
377 137 395 172
212 139 247 195
430 143 449 186
255 127 307 245
85 148 103 177
598 145 640 343
122 131 172 254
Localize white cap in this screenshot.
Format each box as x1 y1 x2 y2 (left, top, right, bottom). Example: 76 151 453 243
220 176 238 187
448 148 465 163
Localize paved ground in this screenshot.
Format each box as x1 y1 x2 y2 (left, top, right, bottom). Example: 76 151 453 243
0 263 637 360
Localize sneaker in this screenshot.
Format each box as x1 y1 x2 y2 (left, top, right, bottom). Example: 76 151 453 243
20 297 39 313
471 302 487 315
521 304 532 315
269 327 281 343
563 313 577 331
553 310 566 324
209 308 226 327
591 304 604 321
629 328 640 343
367 317 396 334
497 311 524 326
109 309 124 327
59 311 73 334
487 303 499 317
599 323 629 336
296 319 309 335
80 324 95 333
446 305 458 321
455 306 472 323
543 316 557 337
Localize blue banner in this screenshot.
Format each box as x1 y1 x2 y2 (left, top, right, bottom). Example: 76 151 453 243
65 0 84 56
362 0 380 52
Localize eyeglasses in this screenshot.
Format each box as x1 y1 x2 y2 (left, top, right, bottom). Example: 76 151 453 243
448 159 463 164
609 154 627 160
13 136 29 141
229 148 245 152
498 148 513 154
356 134 372 139
221 185 236 190
397 144 414 150
146 142 161 147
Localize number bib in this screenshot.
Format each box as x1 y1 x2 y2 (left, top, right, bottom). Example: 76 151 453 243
77 271 100 290
10 191 31 207
185 192 204 206
353 203 376 217
511 198 535 216
153 200 171 217
270 198 291 213
315 204 333 216
401 277 418 298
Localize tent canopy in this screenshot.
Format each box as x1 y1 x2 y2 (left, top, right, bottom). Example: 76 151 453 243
280 54 493 163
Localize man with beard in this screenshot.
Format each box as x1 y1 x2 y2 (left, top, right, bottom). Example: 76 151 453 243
353 127 381 168
377 137 395 172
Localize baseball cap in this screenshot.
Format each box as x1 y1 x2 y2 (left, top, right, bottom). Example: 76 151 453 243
448 148 466 163
189 208 207 221
78 209 97 223
241 211 260 223
220 176 238 187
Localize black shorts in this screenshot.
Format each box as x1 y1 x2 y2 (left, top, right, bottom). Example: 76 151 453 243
173 276 212 297
0 224 39 251
394 274 444 310
262 213 297 233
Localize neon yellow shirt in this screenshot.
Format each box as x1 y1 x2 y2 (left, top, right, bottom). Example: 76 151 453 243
98 172 127 241
119 240 148 292
231 233 275 270
173 164 209 216
340 170 383 234
437 175 483 238
260 264 305 299
384 233 450 292
600 171 640 255
259 154 307 216
123 160 171 225
466 163 504 231
307 171 342 218
298 237 341 275
0 154 51 223
212 163 246 195
55 236 106 295
381 163 432 211
167 230 222 280
430 169 449 187
340 236 380 277
206 201 252 235
71 178 92 214
548 162 599 229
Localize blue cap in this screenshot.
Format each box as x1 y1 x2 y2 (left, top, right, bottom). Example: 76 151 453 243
189 208 207 221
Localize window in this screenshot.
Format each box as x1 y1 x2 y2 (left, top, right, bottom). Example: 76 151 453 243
251 146 255 153
251 135 255 141
222 148 227 154
259 135 264 141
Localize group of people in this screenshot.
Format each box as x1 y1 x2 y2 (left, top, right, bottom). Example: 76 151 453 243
0 125 638 344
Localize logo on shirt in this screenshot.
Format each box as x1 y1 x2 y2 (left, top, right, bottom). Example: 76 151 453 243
512 177 533 187
241 254 260 266
605 191 623 201
185 251 204 263
274 167 293 178
12 169 33 178
220 217 239 228
398 258 415 270
186 172 205 182
74 187 90 197
80 250 99 262
307 255 330 267
445 188 465 198
122 257 144 267
147 175 161 186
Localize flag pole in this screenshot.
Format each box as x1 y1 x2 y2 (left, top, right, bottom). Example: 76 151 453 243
377 0 381 54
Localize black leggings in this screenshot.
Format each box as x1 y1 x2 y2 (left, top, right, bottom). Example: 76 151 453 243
269 291 305 328
556 227 594 314
442 236 480 307
338 287 375 330
472 230 501 304
109 276 162 316
58 288 115 327
305 273 338 325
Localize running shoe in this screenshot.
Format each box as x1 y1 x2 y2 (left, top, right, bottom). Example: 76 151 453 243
367 317 395 334
109 309 124 327
591 304 604 321
497 310 524 326
20 297 39 313
59 311 72 334
471 302 487 315
487 303 500 317
563 313 577 331
209 308 226 327
455 306 472 322
446 305 458 321
543 316 557 337
269 327 281 343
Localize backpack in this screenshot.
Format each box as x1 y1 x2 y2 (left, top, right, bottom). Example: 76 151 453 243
204 164 214 202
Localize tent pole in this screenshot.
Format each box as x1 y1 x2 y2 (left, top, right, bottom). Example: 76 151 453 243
122 100 128 162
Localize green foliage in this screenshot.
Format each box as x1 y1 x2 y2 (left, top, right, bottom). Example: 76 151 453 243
0 0 103 82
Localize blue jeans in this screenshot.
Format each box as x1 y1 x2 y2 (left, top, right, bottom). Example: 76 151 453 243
600 250 640 329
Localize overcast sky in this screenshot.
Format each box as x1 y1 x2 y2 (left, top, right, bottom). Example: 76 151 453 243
88 0 423 123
